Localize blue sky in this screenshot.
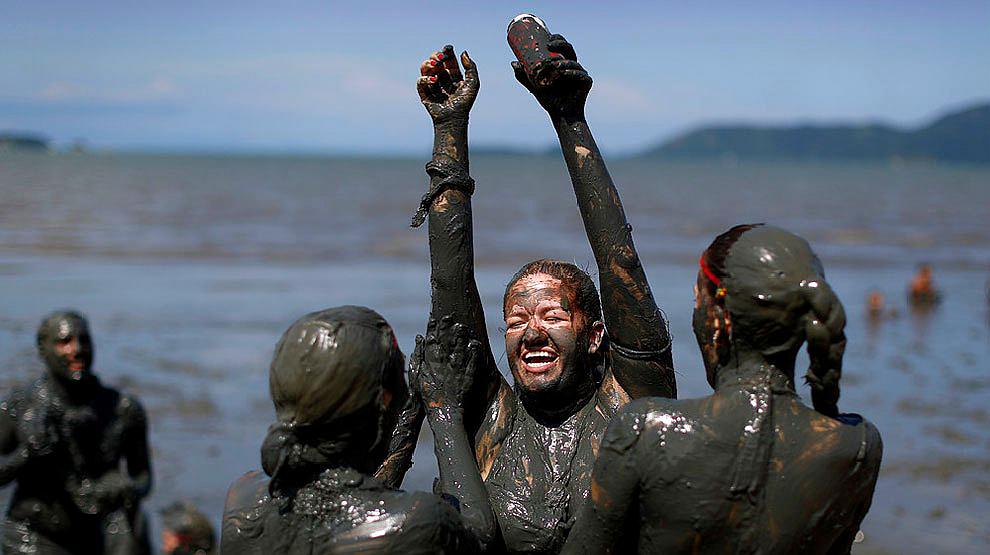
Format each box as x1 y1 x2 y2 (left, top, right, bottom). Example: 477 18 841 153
1 1 987 154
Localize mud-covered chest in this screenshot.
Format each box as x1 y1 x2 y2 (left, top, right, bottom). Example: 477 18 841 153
484 406 607 552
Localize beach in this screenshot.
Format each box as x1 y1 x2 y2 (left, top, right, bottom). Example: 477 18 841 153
1 152 988 553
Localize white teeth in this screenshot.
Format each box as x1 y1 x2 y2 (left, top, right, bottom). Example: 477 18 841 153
523 351 557 364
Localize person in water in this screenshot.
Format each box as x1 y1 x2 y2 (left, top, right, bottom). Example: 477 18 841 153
561 225 883 554
413 37 676 553
220 306 494 554
0 311 152 555
908 263 941 307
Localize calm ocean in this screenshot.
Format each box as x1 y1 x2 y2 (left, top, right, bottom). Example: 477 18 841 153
2 153 988 553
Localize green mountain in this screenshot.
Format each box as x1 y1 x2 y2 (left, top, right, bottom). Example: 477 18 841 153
641 102 990 163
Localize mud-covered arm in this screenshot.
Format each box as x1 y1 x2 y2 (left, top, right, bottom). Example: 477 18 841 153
829 422 883 555
0 397 59 486
374 391 426 489
415 45 504 437
0 407 29 486
512 35 675 399
411 319 499 551
561 411 642 554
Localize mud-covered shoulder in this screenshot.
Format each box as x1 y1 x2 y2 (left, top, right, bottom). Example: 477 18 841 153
114 390 147 424
475 379 516 480
603 397 683 453
223 470 270 517
853 416 883 474
1 378 43 419
333 491 481 554
400 491 482 553
220 471 270 554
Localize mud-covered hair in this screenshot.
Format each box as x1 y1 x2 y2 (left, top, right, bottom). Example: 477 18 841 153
503 259 603 325
700 224 845 418
261 305 404 495
36 310 89 349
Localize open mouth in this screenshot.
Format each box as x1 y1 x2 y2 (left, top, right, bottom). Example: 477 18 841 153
67 360 84 372
521 349 559 373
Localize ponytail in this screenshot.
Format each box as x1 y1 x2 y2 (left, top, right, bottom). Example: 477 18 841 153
801 279 846 418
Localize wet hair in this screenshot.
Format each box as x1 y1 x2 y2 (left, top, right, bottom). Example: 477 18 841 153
261 306 404 495
700 224 845 418
503 259 603 325
698 224 762 296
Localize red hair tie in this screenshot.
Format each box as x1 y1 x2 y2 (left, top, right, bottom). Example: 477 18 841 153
699 255 727 298
699 255 720 286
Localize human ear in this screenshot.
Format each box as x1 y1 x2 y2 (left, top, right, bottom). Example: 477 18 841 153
587 320 606 354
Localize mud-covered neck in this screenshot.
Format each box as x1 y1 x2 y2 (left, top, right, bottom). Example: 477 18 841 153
516 377 596 427
714 343 797 394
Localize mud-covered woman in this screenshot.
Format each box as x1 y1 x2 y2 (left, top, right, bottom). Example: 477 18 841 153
220 306 496 554
413 36 676 553
561 225 883 554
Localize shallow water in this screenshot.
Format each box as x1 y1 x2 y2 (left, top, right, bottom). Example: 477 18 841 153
1 153 988 553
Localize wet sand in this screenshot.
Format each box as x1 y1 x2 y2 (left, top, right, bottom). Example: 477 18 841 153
1 153 988 553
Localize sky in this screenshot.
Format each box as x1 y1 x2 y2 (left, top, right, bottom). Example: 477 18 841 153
1 1 988 154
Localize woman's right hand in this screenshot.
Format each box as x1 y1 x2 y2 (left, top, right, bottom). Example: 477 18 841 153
417 44 479 127
409 315 481 417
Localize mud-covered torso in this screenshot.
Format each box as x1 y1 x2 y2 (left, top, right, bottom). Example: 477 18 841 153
612 387 882 554
221 468 476 555
485 391 609 554
3 377 143 534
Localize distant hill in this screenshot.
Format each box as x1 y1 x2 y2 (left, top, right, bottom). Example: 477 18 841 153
641 102 990 163
0 133 49 152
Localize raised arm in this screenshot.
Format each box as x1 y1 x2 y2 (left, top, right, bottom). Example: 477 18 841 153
511 33 675 399
411 316 499 552
415 45 504 436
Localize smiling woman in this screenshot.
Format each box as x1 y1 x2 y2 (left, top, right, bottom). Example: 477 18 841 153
411 25 677 554
503 261 605 415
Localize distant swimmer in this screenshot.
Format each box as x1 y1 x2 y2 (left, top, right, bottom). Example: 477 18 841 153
866 290 898 320
908 263 941 307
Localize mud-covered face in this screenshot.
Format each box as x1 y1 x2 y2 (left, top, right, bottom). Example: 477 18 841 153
41 316 93 382
692 271 722 388
504 273 602 398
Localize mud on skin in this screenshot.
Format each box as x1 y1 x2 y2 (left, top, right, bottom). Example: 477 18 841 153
562 226 883 555
220 306 485 554
0 311 152 554
415 30 675 553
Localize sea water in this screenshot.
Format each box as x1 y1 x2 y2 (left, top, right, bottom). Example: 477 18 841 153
1 153 988 553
